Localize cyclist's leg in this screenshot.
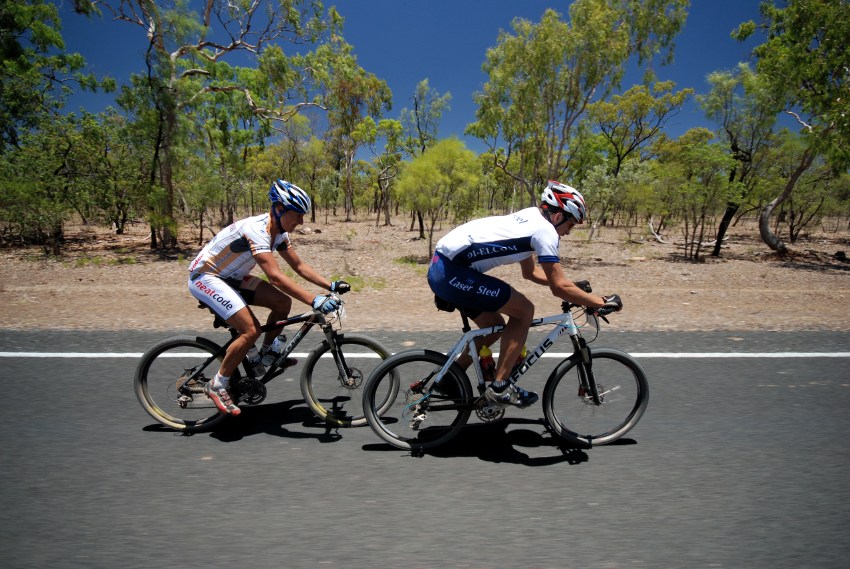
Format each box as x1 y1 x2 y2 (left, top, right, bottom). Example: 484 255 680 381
491 289 534 382
246 276 293 346
189 274 261 378
219 307 262 377
429 252 512 369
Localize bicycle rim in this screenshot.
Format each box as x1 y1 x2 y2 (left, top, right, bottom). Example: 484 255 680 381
543 349 649 446
134 336 228 432
300 334 394 427
363 350 472 452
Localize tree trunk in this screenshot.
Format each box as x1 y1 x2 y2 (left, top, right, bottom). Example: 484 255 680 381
417 210 426 239
712 203 739 257
759 149 814 255
158 92 178 250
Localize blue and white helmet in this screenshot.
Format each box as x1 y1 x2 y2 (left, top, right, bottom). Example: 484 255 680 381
269 180 311 215
541 180 586 224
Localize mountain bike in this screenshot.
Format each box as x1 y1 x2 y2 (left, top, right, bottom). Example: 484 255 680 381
135 293 397 432
362 282 649 452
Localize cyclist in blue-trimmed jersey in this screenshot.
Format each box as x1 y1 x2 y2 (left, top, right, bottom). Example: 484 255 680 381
428 181 623 407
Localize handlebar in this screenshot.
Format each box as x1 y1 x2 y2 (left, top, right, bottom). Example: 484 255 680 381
560 280 617 323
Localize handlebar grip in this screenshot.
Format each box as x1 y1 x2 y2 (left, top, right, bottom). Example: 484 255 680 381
597 306 616 316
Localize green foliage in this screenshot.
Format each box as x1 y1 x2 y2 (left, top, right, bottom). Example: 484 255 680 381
654 128 737 260
736 0 850 170
467 0 688 200
396 138 480 254
0 0 110 153
400 79 452 157
4 0 850 262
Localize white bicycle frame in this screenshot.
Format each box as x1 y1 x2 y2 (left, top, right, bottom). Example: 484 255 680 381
431 307 597 392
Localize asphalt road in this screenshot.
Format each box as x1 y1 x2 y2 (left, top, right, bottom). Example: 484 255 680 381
1 330 848 569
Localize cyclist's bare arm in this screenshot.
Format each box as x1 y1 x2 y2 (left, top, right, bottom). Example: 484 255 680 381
279 247 333 291
540 261 606 308
253 251 315 306
519 256 549 286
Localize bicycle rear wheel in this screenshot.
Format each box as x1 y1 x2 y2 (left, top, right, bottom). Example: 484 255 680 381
134 335 231 432
542 348 649 447
362 349 473 452
300 333 394 427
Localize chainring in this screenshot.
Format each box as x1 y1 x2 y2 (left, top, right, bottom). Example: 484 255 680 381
235 377 267 405
475 398 505 422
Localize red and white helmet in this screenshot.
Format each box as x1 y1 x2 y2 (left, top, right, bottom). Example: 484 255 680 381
541 180 586 224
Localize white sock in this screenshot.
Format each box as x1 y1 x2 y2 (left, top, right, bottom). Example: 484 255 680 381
212 372 230 390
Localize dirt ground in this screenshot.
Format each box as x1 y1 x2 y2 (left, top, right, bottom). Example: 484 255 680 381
1 215 849 333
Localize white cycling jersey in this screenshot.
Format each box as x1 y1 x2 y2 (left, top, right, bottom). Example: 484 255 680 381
188 213 290 280
434 207 560 272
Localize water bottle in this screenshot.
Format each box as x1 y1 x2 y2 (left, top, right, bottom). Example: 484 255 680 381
479 345 496 382
261 334 286 367
246 345 266 377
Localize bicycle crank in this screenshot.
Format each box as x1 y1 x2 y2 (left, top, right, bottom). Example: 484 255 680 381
235 378 267 405
475 398 505 422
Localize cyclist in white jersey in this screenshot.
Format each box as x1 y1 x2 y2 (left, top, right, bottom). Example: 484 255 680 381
428 181 623 407
189 180 349 416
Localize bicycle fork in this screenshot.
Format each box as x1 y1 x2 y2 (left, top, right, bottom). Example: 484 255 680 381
572 336 603 405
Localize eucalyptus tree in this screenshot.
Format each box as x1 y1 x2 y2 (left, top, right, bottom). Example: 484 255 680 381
587 81 692 176
584 80 691 238
0 0 113 250
654 128 736 261
699 64 776 257
312 34 391 221
86 0 338 248
0 0 111 152
734 0 850 253
396 138 480 256
400 79 452 158
466 0 689 202
371 119 403 227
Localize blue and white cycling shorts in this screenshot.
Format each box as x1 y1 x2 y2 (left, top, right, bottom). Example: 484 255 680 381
427 251 511 316
188 273 262 320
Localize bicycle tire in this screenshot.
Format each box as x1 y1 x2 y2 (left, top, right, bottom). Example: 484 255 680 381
542 347 649 447
300 333 394 427
362 349 473 452
134 335 231 432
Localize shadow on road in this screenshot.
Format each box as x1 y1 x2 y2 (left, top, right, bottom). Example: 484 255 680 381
142 399 346 443
361 417 626 466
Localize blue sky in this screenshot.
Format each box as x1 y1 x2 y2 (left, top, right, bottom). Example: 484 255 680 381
60 0 765 152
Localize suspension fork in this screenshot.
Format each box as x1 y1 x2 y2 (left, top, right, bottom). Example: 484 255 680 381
571 335 602 405
321 324 355 385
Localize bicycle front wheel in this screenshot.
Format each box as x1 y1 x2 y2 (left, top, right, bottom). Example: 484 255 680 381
362 349 473 452
542 348 649 447
300 333 393 427
134 335 230 432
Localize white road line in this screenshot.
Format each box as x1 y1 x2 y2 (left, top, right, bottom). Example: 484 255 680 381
1 352 849 359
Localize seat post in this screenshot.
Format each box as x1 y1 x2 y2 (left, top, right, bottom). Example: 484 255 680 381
458 307 472 333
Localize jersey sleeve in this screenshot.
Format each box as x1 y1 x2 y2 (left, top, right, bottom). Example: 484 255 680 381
243 217 275 256
275 232 292 252
531 225 560 264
